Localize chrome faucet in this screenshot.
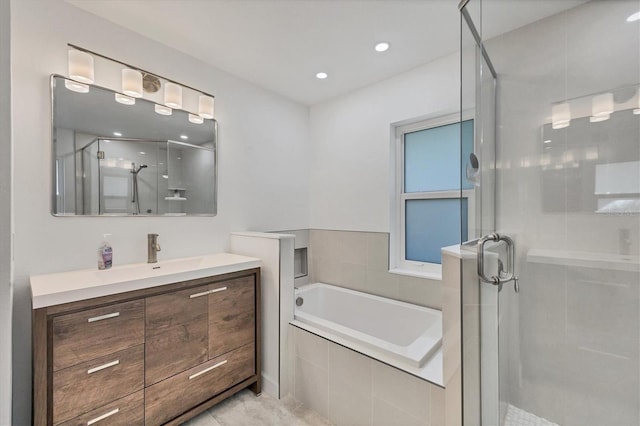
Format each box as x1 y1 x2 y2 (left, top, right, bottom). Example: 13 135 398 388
148 233 161 263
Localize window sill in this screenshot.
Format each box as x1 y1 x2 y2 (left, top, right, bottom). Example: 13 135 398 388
388 268 442 281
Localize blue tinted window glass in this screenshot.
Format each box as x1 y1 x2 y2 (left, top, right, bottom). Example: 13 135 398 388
404 120 474 192
405 199 468 264
461 120 474 190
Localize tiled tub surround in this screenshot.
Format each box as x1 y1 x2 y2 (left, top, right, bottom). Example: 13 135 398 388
308 230 442 309
290 325 445 426
293 283 442 384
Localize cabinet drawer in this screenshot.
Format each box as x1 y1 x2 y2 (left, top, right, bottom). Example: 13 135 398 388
53 300 144 371
53 345 144 425
57 390 144 426
209 276 255 358
145 343 255 426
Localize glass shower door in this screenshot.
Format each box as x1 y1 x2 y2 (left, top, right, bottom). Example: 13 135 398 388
461 1 640 425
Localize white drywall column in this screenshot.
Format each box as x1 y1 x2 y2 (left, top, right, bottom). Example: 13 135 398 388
230 232 295 399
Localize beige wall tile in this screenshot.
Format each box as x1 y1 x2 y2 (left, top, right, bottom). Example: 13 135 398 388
328 380 372 426
339 262 367 290
367 233 389 271
339 231 369 265
429 385 446 426
364 270 399 300
295 357 329 419
329 344 372 391
294 326 329 368
397 275 443 309
372 398 427 426
372 361 430 422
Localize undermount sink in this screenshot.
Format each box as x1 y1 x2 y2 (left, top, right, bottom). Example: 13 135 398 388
31 253 261 308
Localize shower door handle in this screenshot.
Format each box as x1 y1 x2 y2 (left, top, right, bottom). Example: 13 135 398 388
477 233 519 292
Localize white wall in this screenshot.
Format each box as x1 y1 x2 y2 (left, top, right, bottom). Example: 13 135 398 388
0 1 13 424
10 0 310 423
309 53 459 232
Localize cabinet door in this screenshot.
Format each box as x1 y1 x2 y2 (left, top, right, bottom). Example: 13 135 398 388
145 343 255 426
208 276 255 358
145 285 209 386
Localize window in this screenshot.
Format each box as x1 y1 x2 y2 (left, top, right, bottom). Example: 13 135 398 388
391 114 474 278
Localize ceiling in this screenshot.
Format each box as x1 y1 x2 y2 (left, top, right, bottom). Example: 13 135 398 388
65 0 588 106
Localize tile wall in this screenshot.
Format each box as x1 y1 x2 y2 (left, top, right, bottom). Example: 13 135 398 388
308 230 442 309
290 325 445 426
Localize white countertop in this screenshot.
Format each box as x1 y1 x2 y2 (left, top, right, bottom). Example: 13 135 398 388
30 253 261 309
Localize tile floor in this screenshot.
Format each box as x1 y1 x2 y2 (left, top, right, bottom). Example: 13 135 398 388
504 404 558 426
184 390 333 426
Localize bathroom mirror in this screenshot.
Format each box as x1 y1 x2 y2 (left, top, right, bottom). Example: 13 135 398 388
51 75 217 216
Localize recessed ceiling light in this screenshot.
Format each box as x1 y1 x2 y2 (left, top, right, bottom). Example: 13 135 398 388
375 42 390 52
180 135 188 140
627 11 640 22
316 72 328 80
113 132 122 137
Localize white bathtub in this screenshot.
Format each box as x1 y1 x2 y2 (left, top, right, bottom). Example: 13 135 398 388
293 283 442 369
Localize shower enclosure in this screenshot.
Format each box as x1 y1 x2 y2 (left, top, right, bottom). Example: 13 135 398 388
63 138 215 216
460 1 640 425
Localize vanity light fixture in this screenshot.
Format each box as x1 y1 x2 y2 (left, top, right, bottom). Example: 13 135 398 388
589 92 613 123
164 82 183 109
198 95 215 119
188 114 204 124
68 49 94 84
375 42 390 52
316 72 328 79
66 44 216 120
551 102 571 129
627 11 640 22
122 69 143 98
64 80 90 93
154 104 173 116
115 93 136 105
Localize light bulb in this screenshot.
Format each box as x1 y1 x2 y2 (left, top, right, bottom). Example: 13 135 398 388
164 82 182 109
122 69 143 98
188 114 204 124
68 50 94 84
198 95 214 119
155 104 172 116
115 93 135 105
551 102 571 129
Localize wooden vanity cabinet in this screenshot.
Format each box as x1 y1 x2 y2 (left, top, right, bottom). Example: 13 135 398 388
33 268 261 426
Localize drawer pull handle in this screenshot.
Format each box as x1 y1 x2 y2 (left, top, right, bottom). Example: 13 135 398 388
189 290 211 299
188 360 227 380
87 312 120 323
87 360 119 375
87 408 119 425
209 286 228 294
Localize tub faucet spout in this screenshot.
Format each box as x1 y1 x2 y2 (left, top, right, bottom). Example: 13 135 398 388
148 233 161 263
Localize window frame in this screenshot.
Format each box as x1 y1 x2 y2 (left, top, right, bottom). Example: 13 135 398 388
390 112 475 279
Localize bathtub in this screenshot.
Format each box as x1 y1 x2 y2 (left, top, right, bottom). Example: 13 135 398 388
293 283 442 369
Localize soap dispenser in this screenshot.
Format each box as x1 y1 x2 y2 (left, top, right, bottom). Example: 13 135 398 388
98 234 113 270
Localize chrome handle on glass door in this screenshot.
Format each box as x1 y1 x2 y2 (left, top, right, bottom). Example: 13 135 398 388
477 233 519 292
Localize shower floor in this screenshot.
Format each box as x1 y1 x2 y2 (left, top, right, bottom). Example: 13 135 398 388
505 404 559 426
